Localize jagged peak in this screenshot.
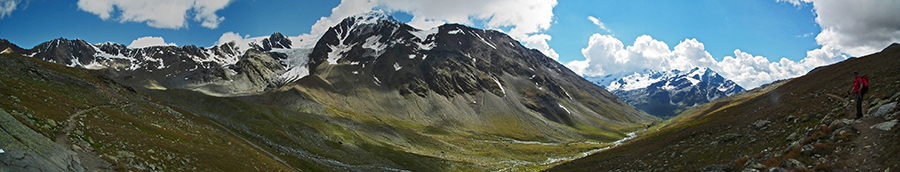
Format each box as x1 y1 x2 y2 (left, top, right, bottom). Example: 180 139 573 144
94 41 125 47
31 38 95 53
270 32 286 39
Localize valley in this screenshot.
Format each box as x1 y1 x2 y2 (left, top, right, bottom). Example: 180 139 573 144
2 9 898 172
0 12 656 171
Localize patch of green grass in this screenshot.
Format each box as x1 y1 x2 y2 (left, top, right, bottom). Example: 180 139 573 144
0 54 296 171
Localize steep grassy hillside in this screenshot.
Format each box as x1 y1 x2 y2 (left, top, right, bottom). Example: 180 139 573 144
145 88 481 171
548 46 900 171
0 53 294 171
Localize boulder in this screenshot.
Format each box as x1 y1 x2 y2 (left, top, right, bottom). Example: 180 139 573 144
801 144 814 155
752 120 770 130
780 158 806 170
871 102 897 118
871 120 897 131
764 167 788 172
786 133 800 141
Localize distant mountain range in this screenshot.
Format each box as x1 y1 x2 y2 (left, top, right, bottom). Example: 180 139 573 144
585 67 745 118
1 31 310 96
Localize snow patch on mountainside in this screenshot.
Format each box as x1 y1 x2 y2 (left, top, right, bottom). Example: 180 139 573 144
200 48 241 65
584 71 638 90
411 28 438 50
393 62 402 71
362 35 388 57
472 31 497 49
604 70 668 91
272 48 313 83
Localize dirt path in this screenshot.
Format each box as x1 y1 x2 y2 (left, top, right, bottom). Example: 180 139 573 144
54 106 99 145
54 105 116 171
829 93 894 172
838 116 888 171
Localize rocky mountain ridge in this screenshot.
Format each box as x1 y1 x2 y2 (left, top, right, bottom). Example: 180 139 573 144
1 32 309 96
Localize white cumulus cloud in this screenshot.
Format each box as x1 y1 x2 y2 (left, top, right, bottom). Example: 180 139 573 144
780 0 900 57
128 36 176 48
307 0 560 60
566 34 844 89
214 31 247 46
76 0 232 29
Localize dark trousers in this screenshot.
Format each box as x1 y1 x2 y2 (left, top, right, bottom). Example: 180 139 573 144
856 94 864 118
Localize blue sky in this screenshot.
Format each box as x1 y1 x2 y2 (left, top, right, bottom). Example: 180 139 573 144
549 0 819 62
1 0 898 88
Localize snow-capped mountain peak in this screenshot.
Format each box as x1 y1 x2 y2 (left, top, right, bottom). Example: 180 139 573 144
585 67 745 118
349 11 401 25
604 69 669 91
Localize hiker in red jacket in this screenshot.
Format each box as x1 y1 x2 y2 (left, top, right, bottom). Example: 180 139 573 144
850 72 869 119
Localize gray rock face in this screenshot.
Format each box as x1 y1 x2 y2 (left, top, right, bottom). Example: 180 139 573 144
0 108 83 172
233 49 287 92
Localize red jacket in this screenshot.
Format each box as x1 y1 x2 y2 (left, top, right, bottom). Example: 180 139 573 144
852 77 864 94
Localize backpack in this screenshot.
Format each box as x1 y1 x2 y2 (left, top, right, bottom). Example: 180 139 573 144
859 76 869 95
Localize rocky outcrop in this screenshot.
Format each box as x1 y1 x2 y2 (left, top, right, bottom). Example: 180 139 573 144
233 49 287 91
0 108 83 172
